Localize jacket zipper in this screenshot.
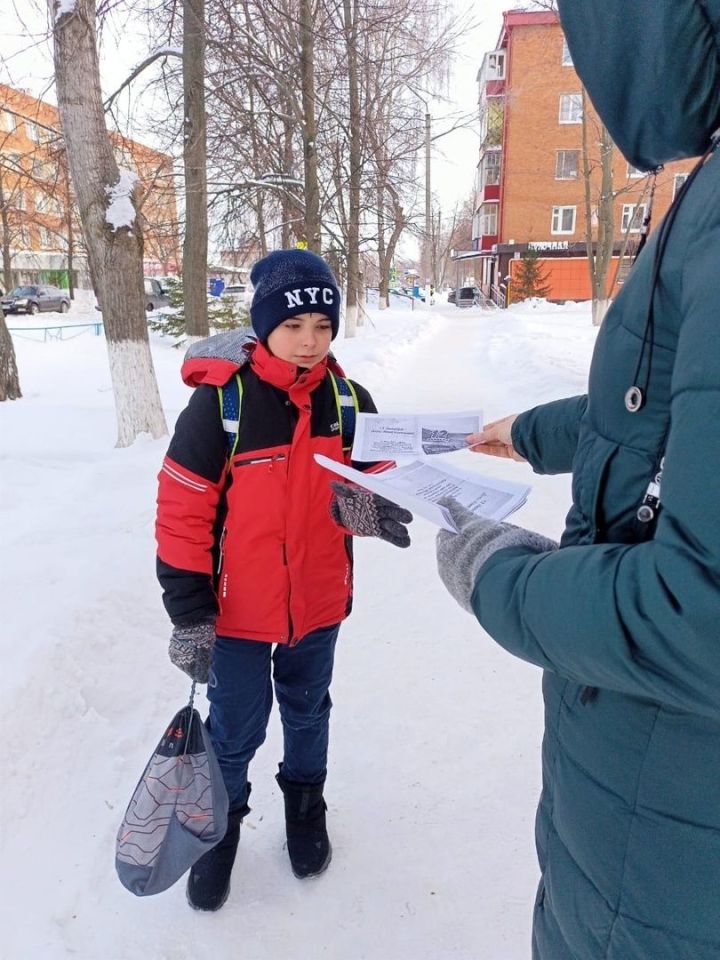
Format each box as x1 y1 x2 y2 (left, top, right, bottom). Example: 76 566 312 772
217 527 227 574
281 542 296 644
233 453 287 468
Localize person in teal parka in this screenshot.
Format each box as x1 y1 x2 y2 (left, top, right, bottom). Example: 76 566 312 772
435 2 720 958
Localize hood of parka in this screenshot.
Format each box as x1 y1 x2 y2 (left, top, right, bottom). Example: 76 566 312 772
558 0 720 169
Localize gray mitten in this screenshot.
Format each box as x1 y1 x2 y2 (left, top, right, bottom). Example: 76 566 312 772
330 480 413 548
436 498 558 613
168 618 216 683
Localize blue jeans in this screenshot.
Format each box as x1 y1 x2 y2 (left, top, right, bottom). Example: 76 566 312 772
206 624 340 811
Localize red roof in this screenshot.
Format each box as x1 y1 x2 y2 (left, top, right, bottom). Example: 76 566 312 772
497 8 559 47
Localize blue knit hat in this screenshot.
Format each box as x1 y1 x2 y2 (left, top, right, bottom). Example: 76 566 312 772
250 249 341 341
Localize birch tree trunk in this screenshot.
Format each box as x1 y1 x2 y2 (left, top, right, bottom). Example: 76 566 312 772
52 0 167 445
183 0 209 338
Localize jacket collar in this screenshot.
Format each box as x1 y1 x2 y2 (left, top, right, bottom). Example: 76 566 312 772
251 340 328 396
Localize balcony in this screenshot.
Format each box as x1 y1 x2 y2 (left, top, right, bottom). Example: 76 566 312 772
472 204 499 253
476 150 501 203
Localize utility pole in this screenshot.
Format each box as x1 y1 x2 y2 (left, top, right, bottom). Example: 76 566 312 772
425 111 431 287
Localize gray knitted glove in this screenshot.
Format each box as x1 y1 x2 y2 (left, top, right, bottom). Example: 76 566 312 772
436 498 558 613
330 481 413 548
168 618 216 683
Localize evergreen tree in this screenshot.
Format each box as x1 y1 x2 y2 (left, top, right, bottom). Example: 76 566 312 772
148 278 250 340
512 248 551 302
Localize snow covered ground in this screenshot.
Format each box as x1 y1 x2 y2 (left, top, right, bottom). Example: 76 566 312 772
1 295 598 960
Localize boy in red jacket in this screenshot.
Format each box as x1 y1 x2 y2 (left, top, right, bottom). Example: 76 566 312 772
155 249 412 911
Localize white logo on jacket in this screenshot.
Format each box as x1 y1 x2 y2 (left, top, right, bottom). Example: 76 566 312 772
284 287 334 309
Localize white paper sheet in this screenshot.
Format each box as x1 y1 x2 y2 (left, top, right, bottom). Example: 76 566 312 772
351 411 483 460
315 454 530 532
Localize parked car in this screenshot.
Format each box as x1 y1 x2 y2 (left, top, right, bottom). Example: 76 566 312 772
95 277 172 314
1 284 71 315
143 277 171 311
222 283 250 304
447 289 457 304
454 286 481 308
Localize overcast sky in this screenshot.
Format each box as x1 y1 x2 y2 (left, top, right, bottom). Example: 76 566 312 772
0 0 511 213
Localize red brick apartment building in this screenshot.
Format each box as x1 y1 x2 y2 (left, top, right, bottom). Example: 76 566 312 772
471 9 694 304
0 83 179 291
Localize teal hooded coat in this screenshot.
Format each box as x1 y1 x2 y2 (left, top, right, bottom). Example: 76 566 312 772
470 3 720 957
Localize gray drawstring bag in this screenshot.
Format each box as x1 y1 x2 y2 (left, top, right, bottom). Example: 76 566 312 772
115 684 228 896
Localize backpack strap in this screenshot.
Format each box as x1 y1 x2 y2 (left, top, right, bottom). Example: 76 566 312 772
218 370 357 463
328 371 360 453
217 373 244 463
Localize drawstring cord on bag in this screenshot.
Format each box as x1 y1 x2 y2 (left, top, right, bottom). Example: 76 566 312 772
182 680 197 758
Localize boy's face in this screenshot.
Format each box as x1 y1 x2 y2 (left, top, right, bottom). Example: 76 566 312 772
267 312 333 368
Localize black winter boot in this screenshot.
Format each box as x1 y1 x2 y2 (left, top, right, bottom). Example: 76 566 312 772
186 790 251 911
276 768 332 879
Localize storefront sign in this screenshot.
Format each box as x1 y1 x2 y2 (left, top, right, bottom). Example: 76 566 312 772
528 241 570 251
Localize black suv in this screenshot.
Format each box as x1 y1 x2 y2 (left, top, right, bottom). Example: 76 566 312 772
1 285 71 315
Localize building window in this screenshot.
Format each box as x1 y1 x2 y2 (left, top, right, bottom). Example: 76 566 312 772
26 121 41 142
673 173 689 199
481 99 504 146
14 189 25 210
559 93 582 124
561 39 573 66
5 150 22 174
40 227 55 248
551 205 576 234
18 226 32 248
621 203 647 233
627 163 644 178
36 190 49 213
480 203 498 235
487 51 505 80
483 151 501 186
28 156 56 181
555 150 579 179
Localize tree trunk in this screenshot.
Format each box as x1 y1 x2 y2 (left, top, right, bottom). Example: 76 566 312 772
300 0 321 252
581 89 614 327
256 192 268 256
0 169 13 292
377 184 388 310
0 169 21 399
183 0 209 338
247 84 268 255
281 109 295 248
0 315 21 400
593 125 614 326
342 0 361 336
580 90 598 308
52 0 167 445
424 110 431 286
65 176 75 299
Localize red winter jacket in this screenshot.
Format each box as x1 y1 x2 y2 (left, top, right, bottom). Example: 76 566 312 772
156 339 386 644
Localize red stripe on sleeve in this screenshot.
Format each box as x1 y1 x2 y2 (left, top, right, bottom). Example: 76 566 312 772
155 456 223 574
